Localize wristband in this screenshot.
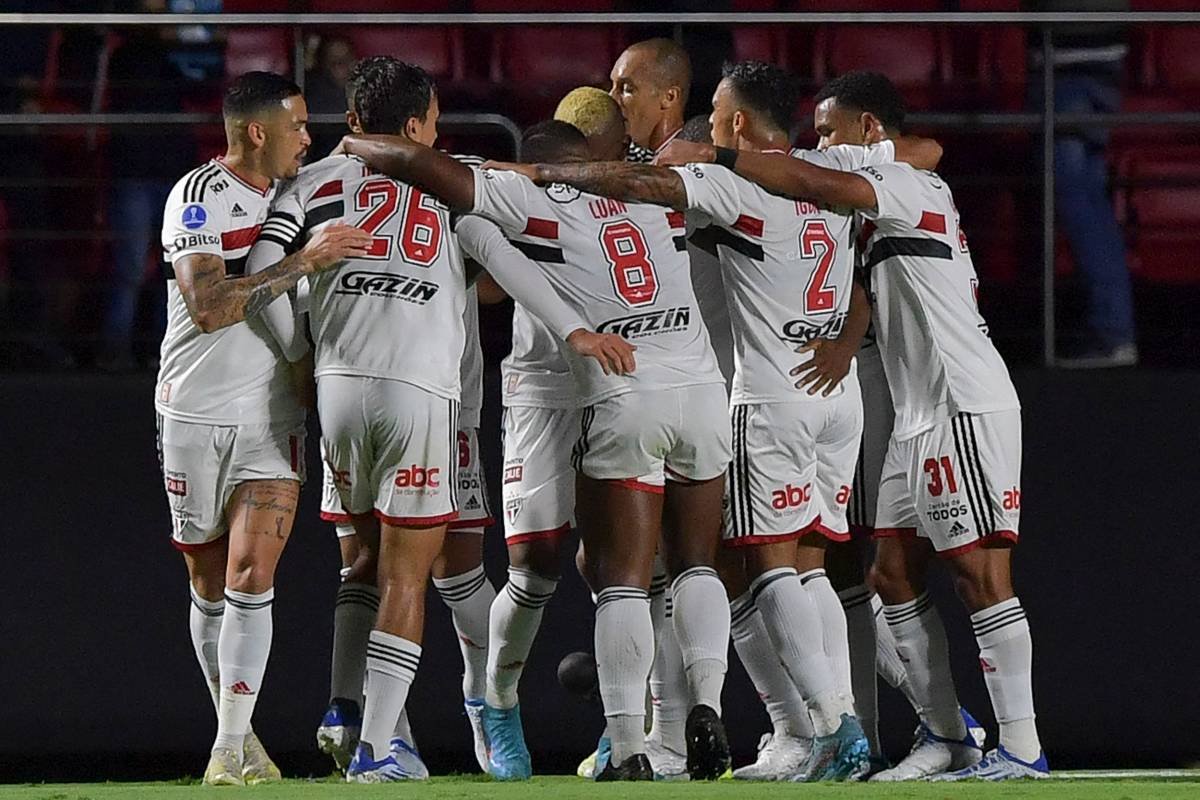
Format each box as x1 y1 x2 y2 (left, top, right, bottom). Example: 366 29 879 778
713 146 738 170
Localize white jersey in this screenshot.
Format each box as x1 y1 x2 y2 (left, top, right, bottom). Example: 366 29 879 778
248 154 466 400
503 303 577 409
156 159 303 426
674 142 895 406
855 162 1019 440
472 168 724 405
458 285 484 429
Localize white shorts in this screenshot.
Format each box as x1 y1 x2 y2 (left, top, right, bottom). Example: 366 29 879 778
450 427 494 532
725 384 863 546
572 385 732 490
157 413 306 550
502 405 581 543
848 346 895 537
875 409 1022 556
318 375 458 527
320 439 352 527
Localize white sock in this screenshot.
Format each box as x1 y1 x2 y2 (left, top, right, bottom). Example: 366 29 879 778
872 595 920 711
485 567 558 709
433 564 496 702
214 588 274 754
883 592 965 741
360 630 421 755
595 587 654 765
839 584 880 755
330 581 378 706
972 598 1040 762
189 587 224 712
751 568 847 736
802 569 853 701
392 706 415 746
729 591 812 738
671 566 729 716
649 583 688 753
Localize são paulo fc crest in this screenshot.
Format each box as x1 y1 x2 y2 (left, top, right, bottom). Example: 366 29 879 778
181 204 208 230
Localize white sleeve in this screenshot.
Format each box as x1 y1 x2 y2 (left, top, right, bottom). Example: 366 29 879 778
855 163 927 225
456 214 589 341
470 167 538 234
671 163 742 227
246 183 310 362
795 140 895 172
161 182 225 263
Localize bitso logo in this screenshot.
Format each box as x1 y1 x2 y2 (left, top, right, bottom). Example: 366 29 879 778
598 307 690 339
336 271 440 304
771 482 812 510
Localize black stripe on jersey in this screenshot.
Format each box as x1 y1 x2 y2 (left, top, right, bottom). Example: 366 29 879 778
183 165 219 203
709 226 765 261
571 406 596 471
509 239 566 264
863 236 953 271
673 234 687 252
163 255 247 280
951 413 988 537
195 168 221 203
728 405 754 539
302 200 346 237
688 226 720 258
963 414 998 532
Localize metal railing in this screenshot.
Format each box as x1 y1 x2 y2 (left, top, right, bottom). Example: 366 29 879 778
3 10 1200 366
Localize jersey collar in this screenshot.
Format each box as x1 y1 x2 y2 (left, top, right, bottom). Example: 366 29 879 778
215 157 271 196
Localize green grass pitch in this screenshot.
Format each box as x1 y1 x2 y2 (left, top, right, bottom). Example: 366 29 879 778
3 774 1199 800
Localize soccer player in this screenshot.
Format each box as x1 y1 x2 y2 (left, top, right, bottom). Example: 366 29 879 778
514 59 945 781
156 71 371 785
340 121 734 782
609 37 690 163
247 59 629 783
658 78 1049 782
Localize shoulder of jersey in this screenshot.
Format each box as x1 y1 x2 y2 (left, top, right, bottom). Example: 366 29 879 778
174 160 225 205
450 152 486 168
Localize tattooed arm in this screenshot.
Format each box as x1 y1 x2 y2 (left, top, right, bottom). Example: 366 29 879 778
174 223 370 334
531 161 689 210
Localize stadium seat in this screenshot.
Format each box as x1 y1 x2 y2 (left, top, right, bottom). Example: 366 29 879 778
310 0 457 10
1146 25 1200 100
224 28 291 78
812 25 950 109
223 0 293 10
1114 146 1200 283
341 27 466 82
782 0 942 9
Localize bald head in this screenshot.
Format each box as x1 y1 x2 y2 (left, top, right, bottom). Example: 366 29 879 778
555 86 627 161
610 38 692 150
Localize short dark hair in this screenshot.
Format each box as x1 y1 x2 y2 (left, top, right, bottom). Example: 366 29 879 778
222 71 302 119
815 71 907 132
721 60 803 134
521 120 589 164
679 114 712 144
350 57 436 135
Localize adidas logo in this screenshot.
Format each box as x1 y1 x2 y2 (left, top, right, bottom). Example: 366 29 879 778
979 657 997 674
948 521 969 536
230 202 247 218
464 496 481 511
229 680 255 695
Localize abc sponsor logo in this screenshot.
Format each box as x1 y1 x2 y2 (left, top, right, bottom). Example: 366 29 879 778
1003 488 1021 511
335 271 440 305
771 482 812 510
395 465 440 491
597 306 691 339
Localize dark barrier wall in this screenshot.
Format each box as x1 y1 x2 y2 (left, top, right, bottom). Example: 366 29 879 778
1 368 1198 779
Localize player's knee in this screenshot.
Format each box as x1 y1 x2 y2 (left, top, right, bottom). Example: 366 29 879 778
226 557 274 595
509 539 562 580
950 568 1013 613
868 560 912 603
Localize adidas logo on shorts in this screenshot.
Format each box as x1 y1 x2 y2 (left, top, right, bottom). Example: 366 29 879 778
948 521 970 537
464 496 481 511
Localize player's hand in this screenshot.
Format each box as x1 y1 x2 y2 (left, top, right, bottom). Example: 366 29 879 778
482 160 541 183
791 338 855 396
566 329 637 376
299 223 373 272
653 140 716 167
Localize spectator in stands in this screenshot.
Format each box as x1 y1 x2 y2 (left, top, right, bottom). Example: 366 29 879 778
1027 0 1138 367
305 36 357 161
99 2 197 371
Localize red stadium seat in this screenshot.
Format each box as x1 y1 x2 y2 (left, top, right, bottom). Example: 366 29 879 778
471 0 615 10
813 25 950 109
310 0 455 9
223 0 292 10
731 26 785 65
224 29 291 78
1148 25 1200 98
1115 146 1200 283
487 26 621 121
782 0 942 9
342 27 466 82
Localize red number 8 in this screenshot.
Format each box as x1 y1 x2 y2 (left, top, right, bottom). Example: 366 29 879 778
601 220 659 307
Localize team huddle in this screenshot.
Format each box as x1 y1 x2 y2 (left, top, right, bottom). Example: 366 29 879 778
154 35 1046 785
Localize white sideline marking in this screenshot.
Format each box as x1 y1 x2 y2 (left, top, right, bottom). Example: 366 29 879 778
1055 769 1200 779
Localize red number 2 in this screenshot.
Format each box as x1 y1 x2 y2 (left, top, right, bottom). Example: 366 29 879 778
601 220 659 307
800 219 838 313
923 455 959 497
353 180 443 266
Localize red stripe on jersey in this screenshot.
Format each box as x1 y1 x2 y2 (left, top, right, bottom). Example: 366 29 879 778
666 211 686 229
522 217 559 239
221 224 262 251
916 210 947 234
312 180 343 200
856 220 878 249
734 214 764 237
